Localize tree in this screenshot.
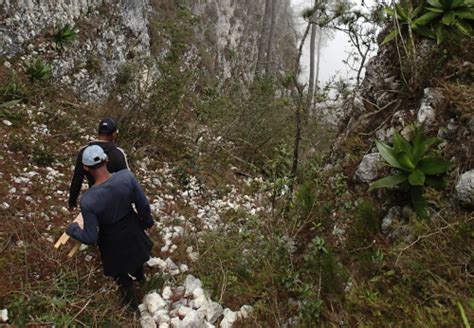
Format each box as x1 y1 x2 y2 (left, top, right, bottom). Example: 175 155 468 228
256 0 272 75
265 0 279 74
307 0 318 110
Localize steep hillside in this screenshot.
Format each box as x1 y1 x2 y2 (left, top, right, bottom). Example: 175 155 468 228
1 0 472 327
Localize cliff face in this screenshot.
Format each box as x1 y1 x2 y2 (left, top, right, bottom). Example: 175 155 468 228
0 0 296 101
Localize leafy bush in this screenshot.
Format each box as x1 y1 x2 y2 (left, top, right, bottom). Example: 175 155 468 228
53 24 77 48
26 58 52 81
369 126 450 218
383 0 474 45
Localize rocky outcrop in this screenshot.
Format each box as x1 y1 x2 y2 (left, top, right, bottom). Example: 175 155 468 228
1 0 151 100
455 170 474 207
1 0 296 101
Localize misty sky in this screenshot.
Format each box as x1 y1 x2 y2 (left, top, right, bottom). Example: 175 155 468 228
290 0 377 86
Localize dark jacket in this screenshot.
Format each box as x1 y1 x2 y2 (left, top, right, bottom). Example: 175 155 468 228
66 170 154 276
68 140 129 208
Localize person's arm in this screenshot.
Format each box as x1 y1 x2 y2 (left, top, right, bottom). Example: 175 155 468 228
130 174 154 229
68 150 85 209
116 147 130 170
66 203 99 244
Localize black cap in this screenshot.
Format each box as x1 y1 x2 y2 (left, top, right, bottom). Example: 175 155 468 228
98 117 118 135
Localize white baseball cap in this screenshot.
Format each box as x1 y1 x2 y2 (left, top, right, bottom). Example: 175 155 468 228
82 145 108 166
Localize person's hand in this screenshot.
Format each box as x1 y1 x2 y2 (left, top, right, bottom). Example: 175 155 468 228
73 214 84 229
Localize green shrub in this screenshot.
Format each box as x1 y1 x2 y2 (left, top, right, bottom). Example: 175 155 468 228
53 24 77 48
383 0 474 45
369 126 450 218
26 58 52 81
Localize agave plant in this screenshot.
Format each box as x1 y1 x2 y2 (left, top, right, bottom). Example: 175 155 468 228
53 24 77 48
382 0 426 44
368 127 451 218
383 0 474 45
414 0 474 44
26 58 52 81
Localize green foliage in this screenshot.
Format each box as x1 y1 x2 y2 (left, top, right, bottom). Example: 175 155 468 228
26 58 52 81
53 24 77 48
420 0 474 44
301 7 316 19
383 0 474 45
0 80 26 103
115 62 136 86
294 180 317 219
369 126 450 218
0 80 25 123
383 0 427 44
32 141 57 166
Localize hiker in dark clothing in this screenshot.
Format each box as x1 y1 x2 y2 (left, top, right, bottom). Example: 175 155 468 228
68 117 129 209
66 145 154 311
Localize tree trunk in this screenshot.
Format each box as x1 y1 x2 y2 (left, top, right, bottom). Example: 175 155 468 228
265 0 278 74
314 25 322 98
307 2 317 116
289 20 311 195
256 0 272 76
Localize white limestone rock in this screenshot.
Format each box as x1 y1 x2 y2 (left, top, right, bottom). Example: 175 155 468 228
0 309 8 322
184 275 202 297
162 286 173 301
153 309 171 325
205 302 223 324
179 264 189 273
220 308 238 328
416 88 445 126
179 310 205 328
140 313 157 328
193 294 209 309
165 257 180 276
238 305 253 319
170 317 181 328
455 170 474 207
145 292 167 315
355 153 385 183
147 257 167 270
177 306 193 318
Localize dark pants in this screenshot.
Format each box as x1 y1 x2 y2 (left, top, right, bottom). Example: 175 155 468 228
113 265 145 310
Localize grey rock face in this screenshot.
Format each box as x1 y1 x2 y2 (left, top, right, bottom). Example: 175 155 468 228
455 170 474 206
416 88 446 126
355 153 385 183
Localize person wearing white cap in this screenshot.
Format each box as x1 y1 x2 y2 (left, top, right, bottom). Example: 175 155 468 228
66 145 154 311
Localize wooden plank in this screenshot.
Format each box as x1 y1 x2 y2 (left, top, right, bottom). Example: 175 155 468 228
54 213 84 252
54 232 70 248
68 241 81 257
